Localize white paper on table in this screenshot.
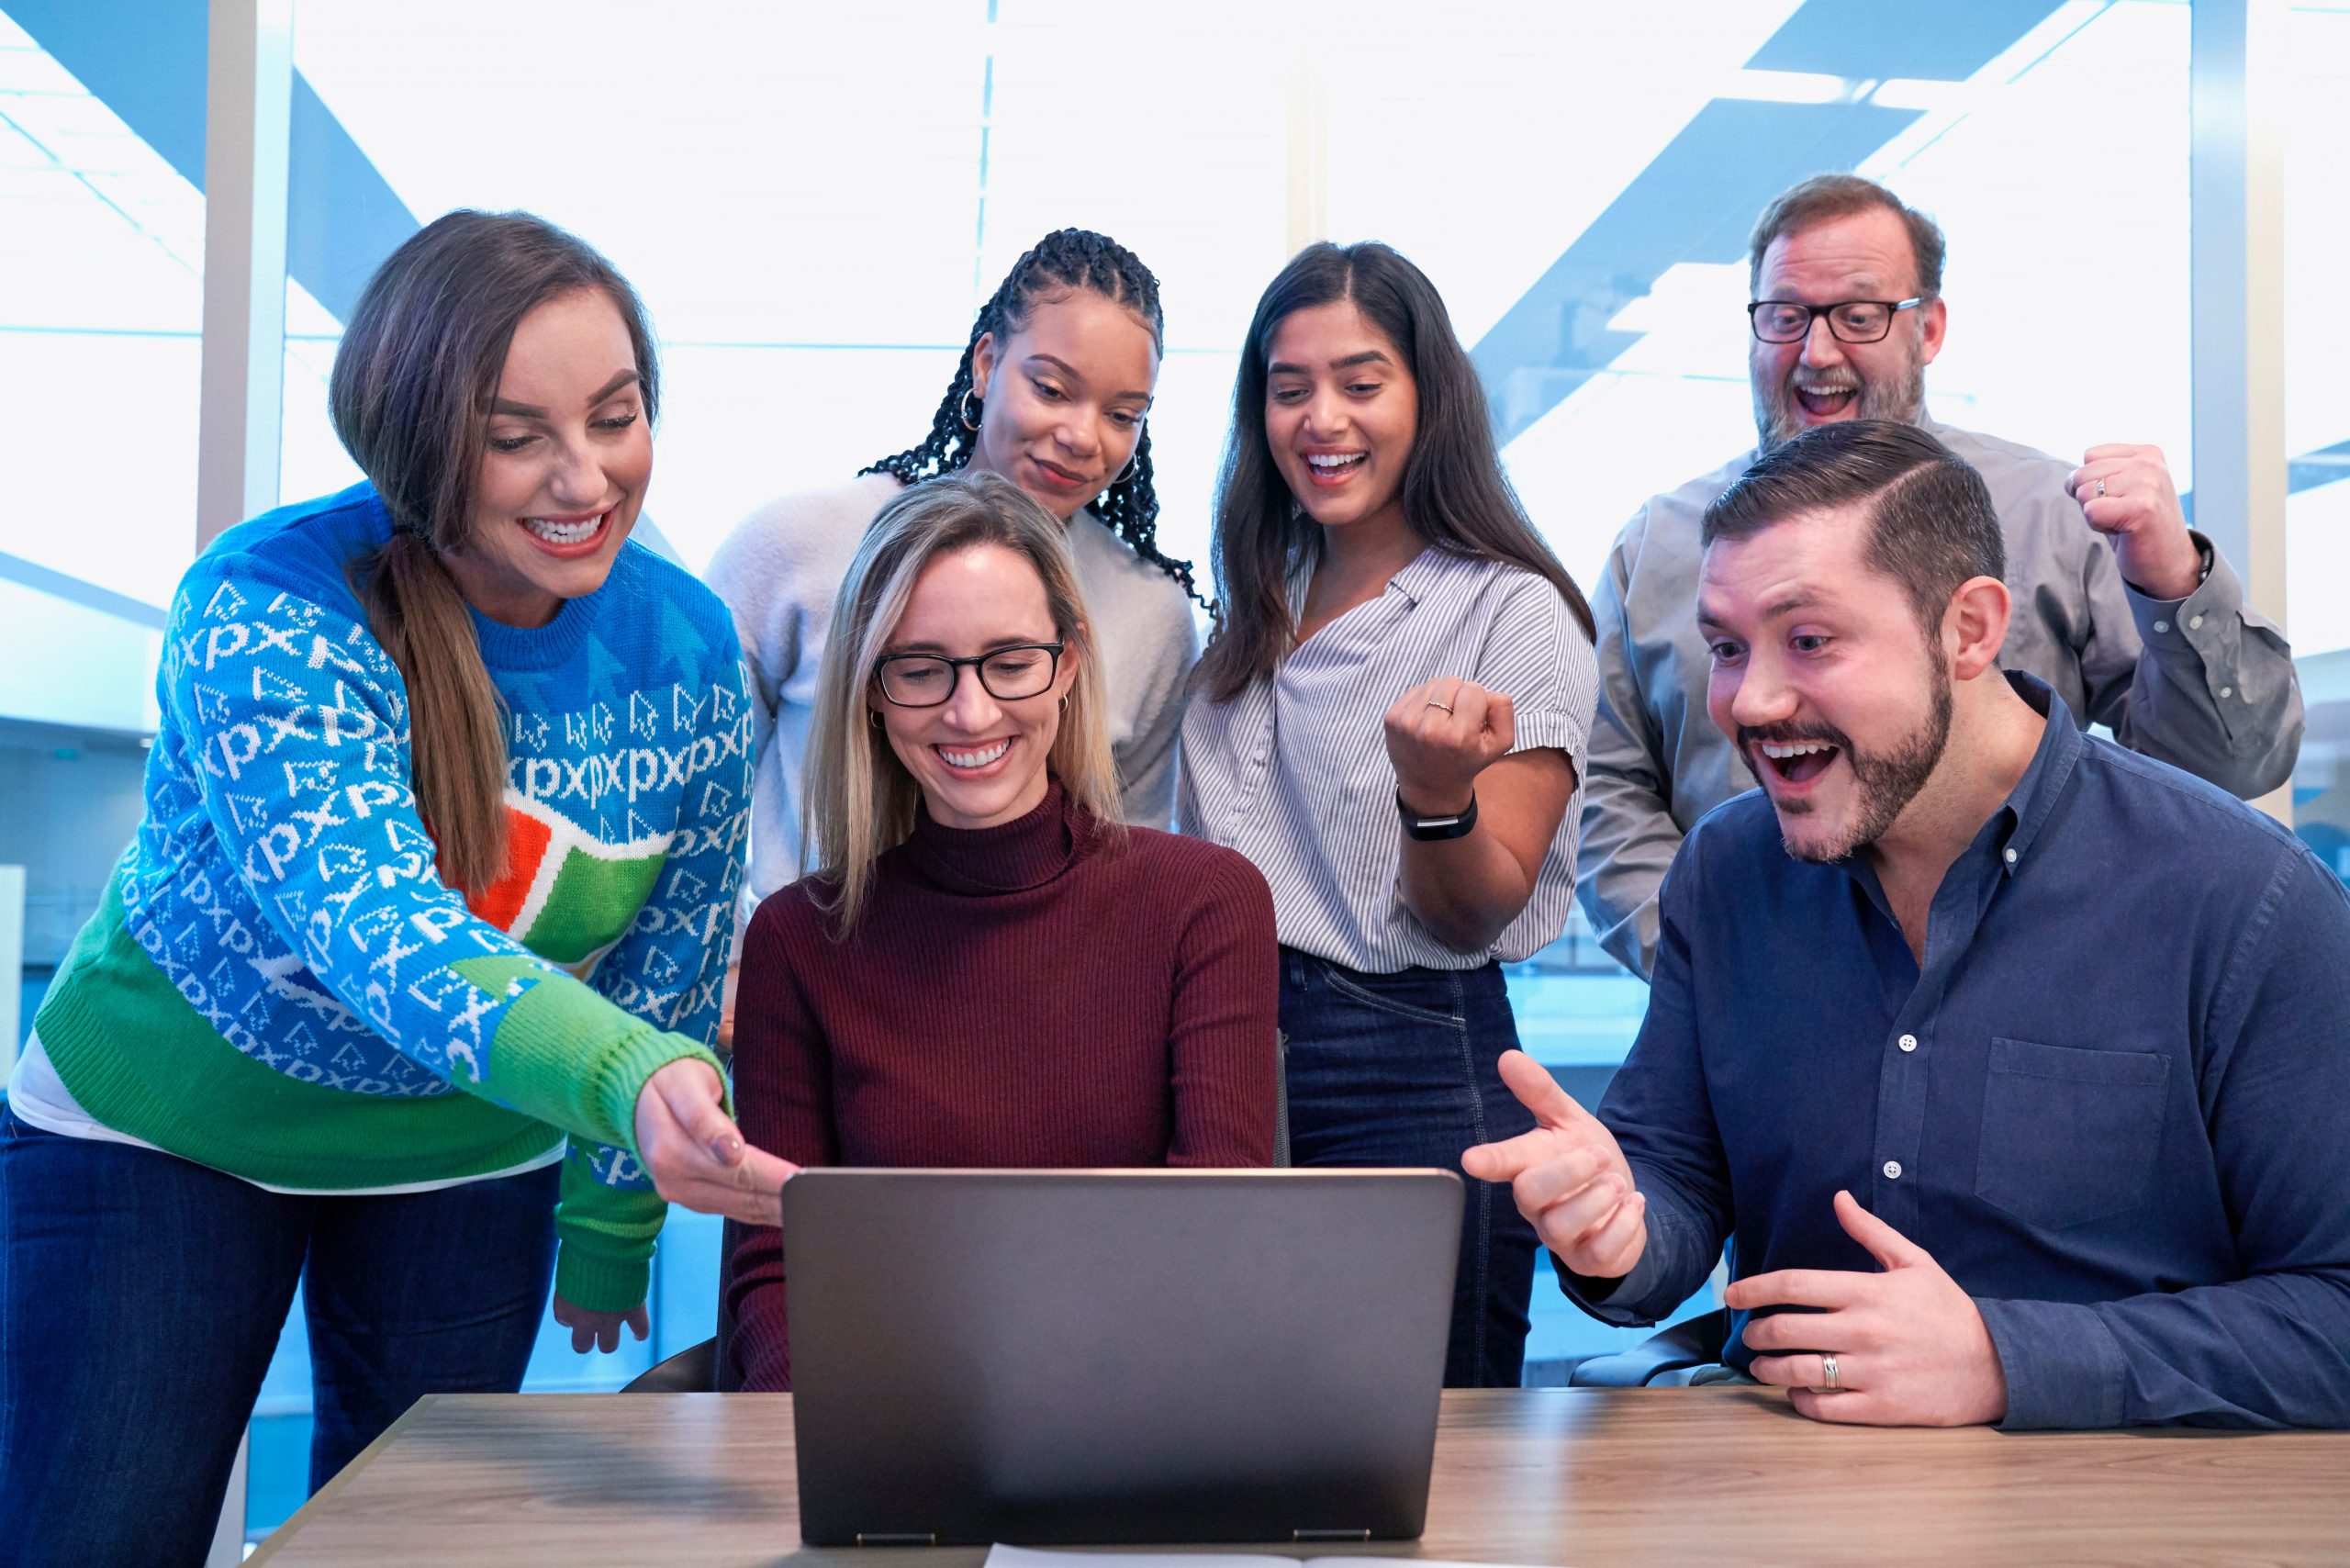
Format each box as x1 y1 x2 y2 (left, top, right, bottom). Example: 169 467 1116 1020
984 1546 1542 1568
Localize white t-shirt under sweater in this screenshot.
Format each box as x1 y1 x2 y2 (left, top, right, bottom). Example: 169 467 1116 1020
704 471 1200 924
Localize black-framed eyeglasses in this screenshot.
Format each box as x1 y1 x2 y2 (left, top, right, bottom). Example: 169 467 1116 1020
1747 297 1923 344
873 643 1065 708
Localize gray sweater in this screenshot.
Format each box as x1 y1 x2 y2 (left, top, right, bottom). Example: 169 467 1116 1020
705 473 1199 925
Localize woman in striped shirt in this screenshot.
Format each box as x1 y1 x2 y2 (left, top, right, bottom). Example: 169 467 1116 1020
1181 241 1600 1387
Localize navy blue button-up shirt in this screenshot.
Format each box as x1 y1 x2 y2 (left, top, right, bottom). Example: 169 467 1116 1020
1571 673 2350 1428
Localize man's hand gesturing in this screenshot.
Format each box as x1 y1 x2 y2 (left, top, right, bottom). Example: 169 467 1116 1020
1461 1050 1648 1281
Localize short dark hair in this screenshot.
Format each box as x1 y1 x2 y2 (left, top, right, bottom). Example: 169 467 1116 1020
1749 174 1945 300
1702 420 2004 634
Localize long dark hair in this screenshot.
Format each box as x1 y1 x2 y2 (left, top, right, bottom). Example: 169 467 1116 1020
1195 241 1595 703
860 227 1203 607
331 209 660 896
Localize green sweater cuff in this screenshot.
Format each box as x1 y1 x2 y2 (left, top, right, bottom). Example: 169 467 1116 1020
554 1153 671 1314
450 956 722 1152
554 1242 654 1316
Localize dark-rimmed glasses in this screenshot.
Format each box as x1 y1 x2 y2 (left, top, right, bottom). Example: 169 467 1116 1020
873 643 1065 708
1747 297 1922 344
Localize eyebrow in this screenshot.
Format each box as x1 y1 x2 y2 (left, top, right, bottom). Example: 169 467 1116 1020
490 370 641 420
882 634 1057 656
1268 350 1394 375
1025 353 1150 405
1696 595 1826 631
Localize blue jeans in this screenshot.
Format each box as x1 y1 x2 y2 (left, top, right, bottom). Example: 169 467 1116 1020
0 1105 556 1567
1277 950 1539 1388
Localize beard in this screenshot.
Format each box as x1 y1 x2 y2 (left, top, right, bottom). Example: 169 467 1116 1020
1741 652 1953 864
1751 342 1929 454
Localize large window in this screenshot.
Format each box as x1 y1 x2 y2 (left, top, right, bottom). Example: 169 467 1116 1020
2282 2 2350 879
0 7 183 735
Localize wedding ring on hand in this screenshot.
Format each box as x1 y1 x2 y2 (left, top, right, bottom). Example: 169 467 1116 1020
2094 477 2109 498
1818 1353 1841 1393
1426 700 1455 713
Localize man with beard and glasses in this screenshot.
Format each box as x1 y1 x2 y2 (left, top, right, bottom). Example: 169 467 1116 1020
1576 173 2302 980
1463 420 2350 1431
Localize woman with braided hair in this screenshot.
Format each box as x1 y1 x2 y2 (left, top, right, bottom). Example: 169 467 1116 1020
708 229 1203 997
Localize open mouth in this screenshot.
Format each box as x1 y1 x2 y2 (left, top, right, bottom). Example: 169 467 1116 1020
934 738 1012 772
520 510 610 555
1792 385 1858 420
1304 452 1366 487
1756 738 1841 787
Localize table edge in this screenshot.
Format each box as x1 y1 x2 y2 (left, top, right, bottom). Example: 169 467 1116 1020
245 1393 443 1563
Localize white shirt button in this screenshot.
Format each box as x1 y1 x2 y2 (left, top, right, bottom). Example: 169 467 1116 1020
2153 620 2169 633
2003 847 2019 865
2188 614 2204 630
1883 1160 1903 1180
2219 686 2232 700
1898 1034 1918 1053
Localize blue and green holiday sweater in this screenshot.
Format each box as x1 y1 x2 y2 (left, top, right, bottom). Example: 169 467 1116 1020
32 483 750 1312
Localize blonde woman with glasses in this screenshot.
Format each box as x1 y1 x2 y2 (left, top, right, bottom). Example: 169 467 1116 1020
722 471 1278 1391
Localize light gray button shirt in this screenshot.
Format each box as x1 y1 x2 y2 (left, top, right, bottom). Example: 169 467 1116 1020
1181 547 1598 973
1577 418 2304 979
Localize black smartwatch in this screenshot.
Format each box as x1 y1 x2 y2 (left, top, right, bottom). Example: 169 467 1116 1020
1398 790 1478 840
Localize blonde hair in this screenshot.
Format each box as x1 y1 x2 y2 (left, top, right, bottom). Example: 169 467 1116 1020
801 470 1122 932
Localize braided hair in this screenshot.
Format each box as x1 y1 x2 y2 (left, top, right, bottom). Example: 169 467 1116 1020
862 227 1204 608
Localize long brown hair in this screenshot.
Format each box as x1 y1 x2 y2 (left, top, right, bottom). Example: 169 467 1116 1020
802 471 1120 935
1195 241 1595 703
330 210 659 896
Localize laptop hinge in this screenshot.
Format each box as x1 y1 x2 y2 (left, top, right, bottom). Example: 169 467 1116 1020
854 1533 938 1547
1293 1529 1372 1542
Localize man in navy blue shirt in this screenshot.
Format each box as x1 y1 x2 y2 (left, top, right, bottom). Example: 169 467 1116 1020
1466 420 2350 1428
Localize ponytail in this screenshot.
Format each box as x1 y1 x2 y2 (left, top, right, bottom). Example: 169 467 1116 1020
352 531 509 895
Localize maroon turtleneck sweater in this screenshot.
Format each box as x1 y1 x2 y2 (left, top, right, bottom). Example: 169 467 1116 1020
723 781 1280 1391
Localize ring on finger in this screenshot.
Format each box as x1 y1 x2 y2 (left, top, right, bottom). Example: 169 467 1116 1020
2093 477 2109 498
1818 1353 1841 1394
1425 700 1455 713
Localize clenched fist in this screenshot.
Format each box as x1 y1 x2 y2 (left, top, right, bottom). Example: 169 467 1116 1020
1385 678 1516 817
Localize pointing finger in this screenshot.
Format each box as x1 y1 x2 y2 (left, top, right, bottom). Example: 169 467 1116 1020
1495 1048 1586 1129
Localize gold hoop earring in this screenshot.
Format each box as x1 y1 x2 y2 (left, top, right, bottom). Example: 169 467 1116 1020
1112 449 1140 487
958 388 981 431
868 708 884 729
1058 694 1069 712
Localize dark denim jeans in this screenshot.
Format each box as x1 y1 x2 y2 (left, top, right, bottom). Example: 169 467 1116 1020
1277 949 1538 1388
0 1105 556 1567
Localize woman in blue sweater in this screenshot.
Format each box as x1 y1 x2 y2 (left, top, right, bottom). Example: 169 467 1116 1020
0 211 792 1563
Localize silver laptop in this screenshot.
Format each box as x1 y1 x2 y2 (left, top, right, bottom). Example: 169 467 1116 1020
783 1168 1461 1547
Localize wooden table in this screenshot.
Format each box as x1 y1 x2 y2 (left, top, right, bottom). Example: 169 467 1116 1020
247 1388 2350 1567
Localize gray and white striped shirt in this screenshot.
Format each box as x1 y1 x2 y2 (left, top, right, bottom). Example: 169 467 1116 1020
1180 547 1598 972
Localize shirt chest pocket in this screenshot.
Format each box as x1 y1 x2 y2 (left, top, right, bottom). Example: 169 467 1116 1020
1974 1036 2171 1231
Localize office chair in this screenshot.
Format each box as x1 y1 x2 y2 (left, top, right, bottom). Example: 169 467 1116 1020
1562 1307 1729 1387
621 1215 744 1394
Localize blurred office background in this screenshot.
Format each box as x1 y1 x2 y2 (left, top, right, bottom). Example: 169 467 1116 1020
2 0 2344 1546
